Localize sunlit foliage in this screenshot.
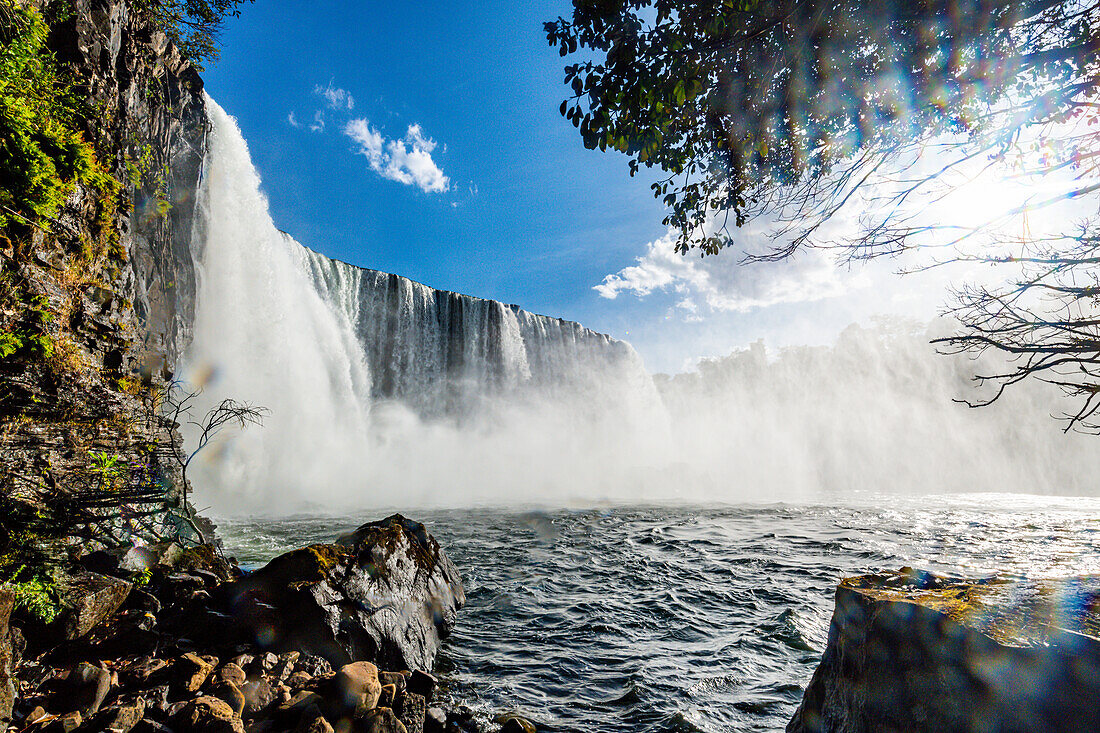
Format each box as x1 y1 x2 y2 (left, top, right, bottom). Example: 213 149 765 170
546 0 1100 255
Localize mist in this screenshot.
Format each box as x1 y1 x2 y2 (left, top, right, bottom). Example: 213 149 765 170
182 100 1100 516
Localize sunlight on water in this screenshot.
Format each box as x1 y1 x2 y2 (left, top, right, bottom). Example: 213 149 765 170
216 494 1100 733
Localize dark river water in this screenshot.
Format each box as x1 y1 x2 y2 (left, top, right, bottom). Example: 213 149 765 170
215 493 1100 732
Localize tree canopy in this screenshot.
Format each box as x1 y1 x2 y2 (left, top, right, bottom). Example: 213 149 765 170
136 0 252 70
546 0 1099 255
548 0 1100 431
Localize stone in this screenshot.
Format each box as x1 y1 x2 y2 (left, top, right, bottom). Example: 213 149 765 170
334 661 382 715
400 693 427 733
124 656 167 686
131 721 173 733
295 704 335 733
360 707 408 733
287 670 314 690
25 705 47 725
787 570 1100 733
136 685 170 715
54 571 132 640
42 711 82 732
171 695 244 733
271 650 300 682
424 707 446 733
228 515 464 670
217 662 247 686
497 715 536 733
275 690 323 722
93 698 146 733
240 678 276 716
406 671 435 702
175 652 216 692
70 661 112 716
0 588 15 722
211 681 246 717
379 684 397 709
298 654 333 677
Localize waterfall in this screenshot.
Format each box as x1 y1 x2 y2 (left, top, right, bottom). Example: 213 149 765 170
182 98 1100 514
181 99 668 513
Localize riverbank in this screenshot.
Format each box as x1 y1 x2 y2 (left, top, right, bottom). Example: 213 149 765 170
3 515 534 733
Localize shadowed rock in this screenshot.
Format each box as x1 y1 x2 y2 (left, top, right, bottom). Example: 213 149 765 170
228 515 464 671
788 569 1100 733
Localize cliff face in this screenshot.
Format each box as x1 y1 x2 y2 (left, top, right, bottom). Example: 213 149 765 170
0 0 205 529
788 570 1100 733
300 244 647 417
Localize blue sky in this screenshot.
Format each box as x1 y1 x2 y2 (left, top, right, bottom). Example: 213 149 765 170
201 1 998 373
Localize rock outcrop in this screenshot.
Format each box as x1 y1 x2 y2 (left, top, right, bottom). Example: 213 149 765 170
788 569 1100 733
228 515 465 671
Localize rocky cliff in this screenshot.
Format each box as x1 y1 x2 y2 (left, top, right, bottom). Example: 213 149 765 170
0 0 207 543
788 569 1100 733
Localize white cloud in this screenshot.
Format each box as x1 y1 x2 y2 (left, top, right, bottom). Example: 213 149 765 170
309 109 325 133
595 227 864 313
314 81 354 111
288 111 300 128
344 119 450 193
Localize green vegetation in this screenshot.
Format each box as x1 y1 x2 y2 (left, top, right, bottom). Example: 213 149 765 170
0 0 118 245
546 1 1099 255
4 565 62 624
134 0 252 71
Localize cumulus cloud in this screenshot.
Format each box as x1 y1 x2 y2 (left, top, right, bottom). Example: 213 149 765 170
344 120 450 193
314 81 354 110
595 227 865 313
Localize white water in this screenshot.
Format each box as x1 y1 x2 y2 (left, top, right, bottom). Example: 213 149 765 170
182 100 1100 514
182 100 668 512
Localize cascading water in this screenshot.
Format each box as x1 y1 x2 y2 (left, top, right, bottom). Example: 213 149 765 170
182 98 375 507
182 98 1100 515
181 99 668 512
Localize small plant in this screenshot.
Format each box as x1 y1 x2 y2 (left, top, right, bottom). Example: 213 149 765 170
89 450 124 490
4 566 62 624
132 567 153 588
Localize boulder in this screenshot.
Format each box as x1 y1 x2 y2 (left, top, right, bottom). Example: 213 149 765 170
334 661 382 714
92 698 146 733
174 652 216 692
54 571 131 640
788 569 1100 733
69 661 112 716
228 515 464 670
361 707 408 733
496 715 536 733
171 695 244 733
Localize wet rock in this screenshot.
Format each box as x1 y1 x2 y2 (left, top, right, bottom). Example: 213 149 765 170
361 707 408 733
400 692 427 733
788 570 1100 733
54 571 132 640
171 695 244 733
271 650 300 682
175 652 216 692
70 661 112 716
287 670 314 690
497 714 536 733
25 705 47 725
334 661 382 714
424 707 446 733
229 515 464 670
